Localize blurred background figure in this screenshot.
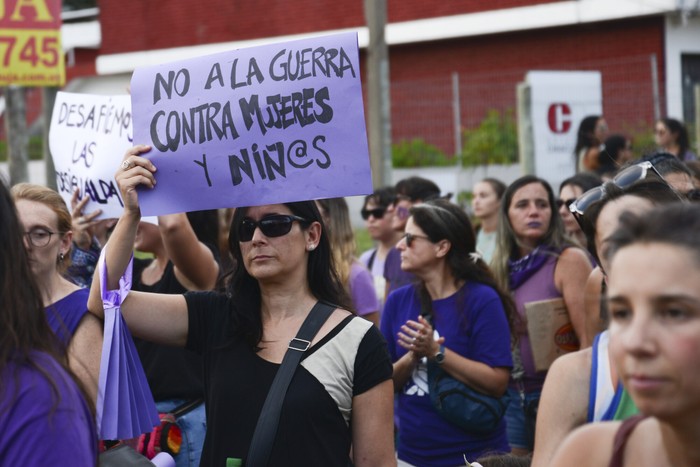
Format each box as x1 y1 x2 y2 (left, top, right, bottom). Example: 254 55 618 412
596 134 634 179
654 117 697 161
358 187 402 312
551 204 700 466
685 160 700 188
67 189 118 288
558 173 603 249
471 178 506 264
132 209 220 467
0 179 97 465
575 115 608 173
641 152 695 195
11 183 103 407
317 197 380 326
491 175 592 455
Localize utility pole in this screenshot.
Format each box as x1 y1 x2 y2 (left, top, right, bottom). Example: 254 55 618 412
364 0 392 188
43 87 59 190
3 86 29 185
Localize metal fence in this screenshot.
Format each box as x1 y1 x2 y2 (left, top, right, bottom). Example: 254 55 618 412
389 53 670 161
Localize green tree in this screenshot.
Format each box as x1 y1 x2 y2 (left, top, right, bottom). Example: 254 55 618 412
460 109 518 167
391 138 454 168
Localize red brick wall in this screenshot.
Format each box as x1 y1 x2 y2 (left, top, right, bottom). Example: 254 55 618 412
389 0 558 22
98 0 560 55
388 16 666 154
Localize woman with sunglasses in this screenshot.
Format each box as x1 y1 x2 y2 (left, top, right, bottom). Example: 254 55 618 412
87 146 395 466
0 180 97 465
380 199 515 466
490 175 593 455
359 187 402 311
551 203 700 466
11 183 103 407
557 173 602 249
384 177 442 295
471 178 506 264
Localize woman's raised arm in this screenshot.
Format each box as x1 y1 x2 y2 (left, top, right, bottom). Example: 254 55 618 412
87 145 189 347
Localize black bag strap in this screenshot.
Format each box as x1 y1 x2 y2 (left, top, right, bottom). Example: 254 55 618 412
246 301 335 467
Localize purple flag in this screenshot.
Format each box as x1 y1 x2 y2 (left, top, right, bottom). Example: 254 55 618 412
96 248 159 439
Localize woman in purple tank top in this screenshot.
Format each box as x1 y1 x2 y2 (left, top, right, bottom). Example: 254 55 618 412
12 183 103 407
551 203 700 466
490 175 592 455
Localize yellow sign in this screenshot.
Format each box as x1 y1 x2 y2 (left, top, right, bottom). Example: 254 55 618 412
0 0 65 86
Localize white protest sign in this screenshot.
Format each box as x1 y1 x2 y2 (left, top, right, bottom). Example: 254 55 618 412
524 71 602 189
49 92 133 219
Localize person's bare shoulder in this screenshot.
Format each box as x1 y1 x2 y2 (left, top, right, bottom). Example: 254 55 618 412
550 421 620 466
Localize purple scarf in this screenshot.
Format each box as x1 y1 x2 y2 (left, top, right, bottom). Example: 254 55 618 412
508 245 559 290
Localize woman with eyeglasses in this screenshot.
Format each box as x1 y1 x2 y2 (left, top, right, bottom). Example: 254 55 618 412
654 117 697 162
0 180 97 465
87 145 395 466
557 173 602 249
359 187 402 311
471 178 506 264
490 175 593 455
551 203 700 466
380 199 515 466
11 183 103 407
532 178 682 467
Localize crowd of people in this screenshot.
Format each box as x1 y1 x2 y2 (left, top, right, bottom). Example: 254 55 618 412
1 114 700 467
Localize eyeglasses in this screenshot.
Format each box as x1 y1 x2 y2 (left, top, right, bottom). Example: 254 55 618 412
238 214 308 242
402 232 432 248
556 199 576 210
24 228 63 247
361 207 386 220
569 161 664 217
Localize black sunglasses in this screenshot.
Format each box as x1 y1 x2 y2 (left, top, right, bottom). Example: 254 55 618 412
401 232 431 248
238 214 308 242
361 207 386 220
569 161 664 218
556 198 576 210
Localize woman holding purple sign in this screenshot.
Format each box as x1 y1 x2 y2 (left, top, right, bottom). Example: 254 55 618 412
88 145 395 467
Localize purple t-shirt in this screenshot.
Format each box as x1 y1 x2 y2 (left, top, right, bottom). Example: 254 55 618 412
349 261 379 317
381 282 513 466
45 288 89 347
0 352 97 465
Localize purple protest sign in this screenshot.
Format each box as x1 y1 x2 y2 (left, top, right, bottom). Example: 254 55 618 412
130 32 372 216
